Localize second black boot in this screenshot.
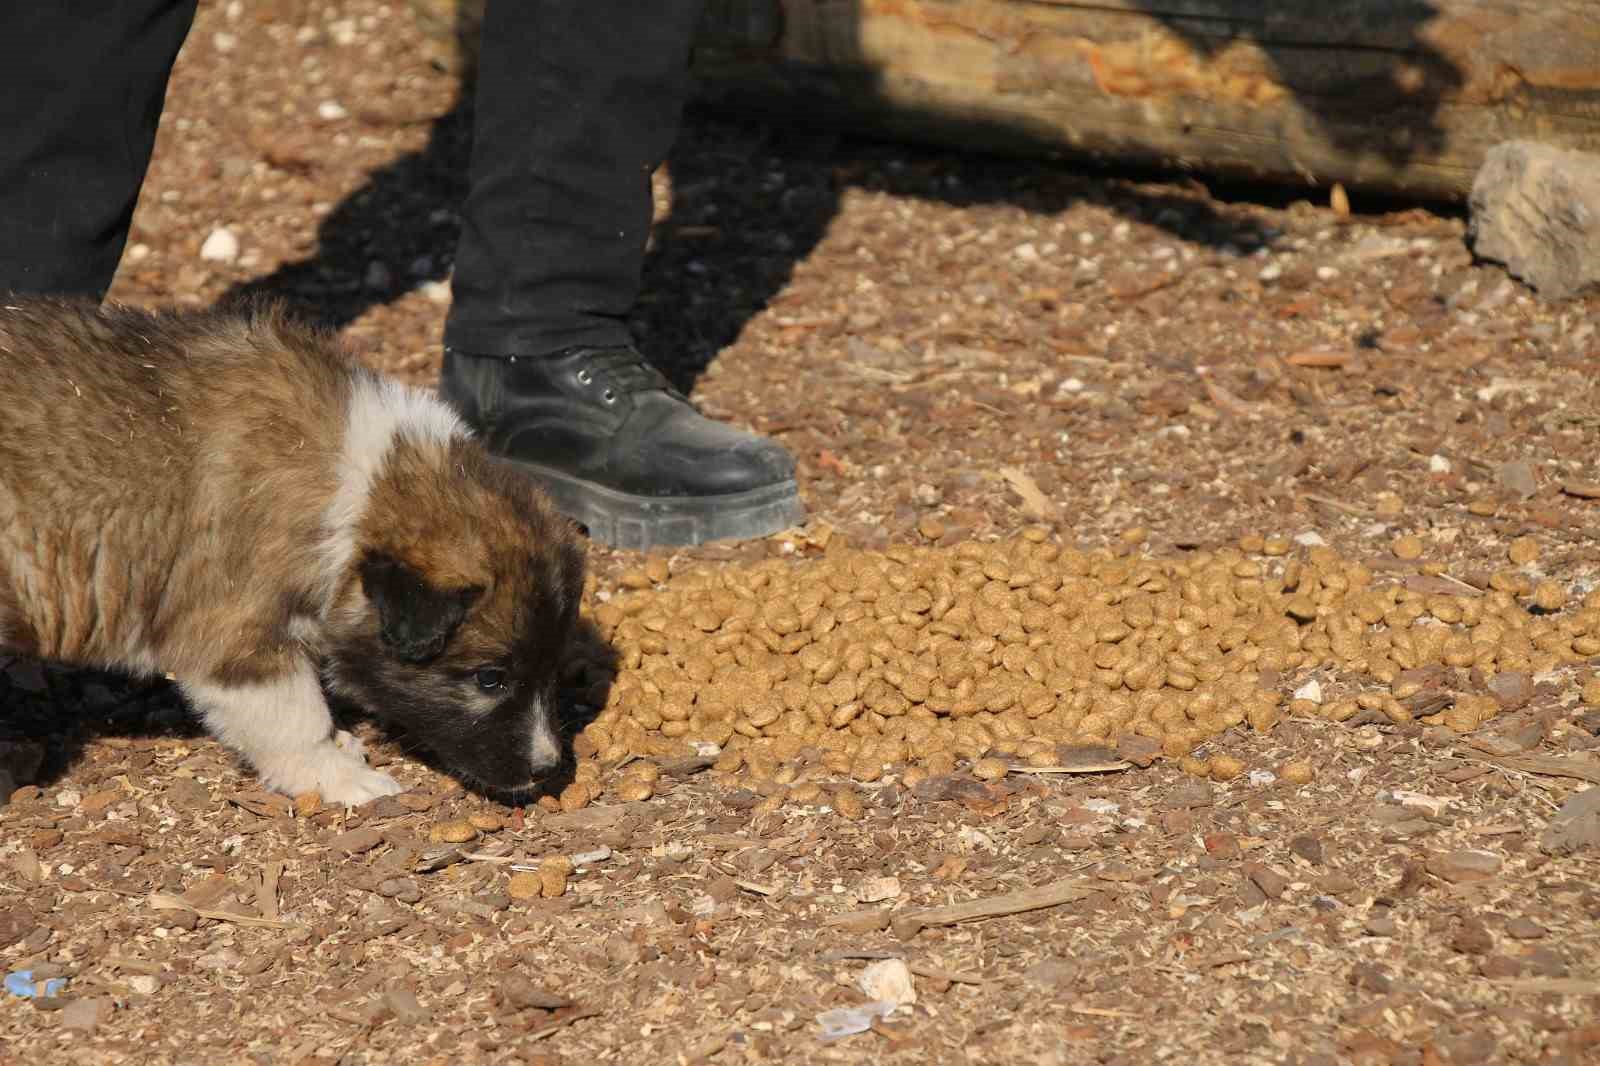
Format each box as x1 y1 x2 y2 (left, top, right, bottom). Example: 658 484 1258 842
440 346 805 551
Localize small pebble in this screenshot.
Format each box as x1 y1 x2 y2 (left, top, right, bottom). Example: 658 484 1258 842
1508 537 1540 565
199 227 240 264
1427 849 1502 883
376 877 422 904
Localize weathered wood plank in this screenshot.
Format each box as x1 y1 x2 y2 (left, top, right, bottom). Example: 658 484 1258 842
413 0 1600 199
693 0 1600 199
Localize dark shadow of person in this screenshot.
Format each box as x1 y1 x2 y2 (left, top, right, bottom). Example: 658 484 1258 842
218 0 1314 391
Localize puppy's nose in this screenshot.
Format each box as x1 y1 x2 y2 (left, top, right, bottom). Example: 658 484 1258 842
529 724 562 774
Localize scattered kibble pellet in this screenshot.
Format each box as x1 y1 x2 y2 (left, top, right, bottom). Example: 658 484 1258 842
538 856 573 899
1391 535 1424 561
1280 761 1315 785
1532 581 1566 612
971 757 1008 782
1508 537 1540 565
1209 754 1246 782
507 872 541 901
429 820 477 844
557 782 592 812
613 779 654 802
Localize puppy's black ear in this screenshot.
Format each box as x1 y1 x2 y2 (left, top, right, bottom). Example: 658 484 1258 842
359 553 483 663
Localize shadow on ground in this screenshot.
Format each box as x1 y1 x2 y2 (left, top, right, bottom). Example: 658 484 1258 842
216 4 1378 391
0 615 617 804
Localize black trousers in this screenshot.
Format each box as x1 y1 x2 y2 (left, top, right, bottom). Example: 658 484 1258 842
0 0 704 356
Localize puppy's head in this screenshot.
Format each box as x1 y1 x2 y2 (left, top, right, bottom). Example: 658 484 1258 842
323 437 585 793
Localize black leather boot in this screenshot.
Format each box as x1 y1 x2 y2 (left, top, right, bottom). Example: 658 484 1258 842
439 346 805 550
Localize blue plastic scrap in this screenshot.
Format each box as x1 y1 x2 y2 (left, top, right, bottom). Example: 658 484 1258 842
5 970 68 999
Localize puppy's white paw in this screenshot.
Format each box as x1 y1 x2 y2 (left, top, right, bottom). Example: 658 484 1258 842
258 741 402 806
332 729 369 758
313 760 404 807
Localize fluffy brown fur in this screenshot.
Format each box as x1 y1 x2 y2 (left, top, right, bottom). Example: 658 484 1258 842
0 298 585 803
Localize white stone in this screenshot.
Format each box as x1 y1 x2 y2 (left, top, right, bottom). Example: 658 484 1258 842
856 876 900 904
1293 679 1323 704
1470 141 1600 300
317 100 349 121
858 959 917 1008
1429 454 1452 474
199 227 239 264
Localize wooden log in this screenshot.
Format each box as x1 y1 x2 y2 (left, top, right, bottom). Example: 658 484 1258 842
414 0 1600 200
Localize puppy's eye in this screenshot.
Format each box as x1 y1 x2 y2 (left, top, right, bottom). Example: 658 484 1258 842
474 667 507 691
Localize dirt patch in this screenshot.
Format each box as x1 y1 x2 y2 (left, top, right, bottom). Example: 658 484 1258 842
5 0 1600 1062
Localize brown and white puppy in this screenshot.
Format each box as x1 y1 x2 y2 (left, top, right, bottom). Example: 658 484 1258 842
0 298 585 804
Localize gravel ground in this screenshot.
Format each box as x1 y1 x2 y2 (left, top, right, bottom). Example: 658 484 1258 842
4 1 1600 1063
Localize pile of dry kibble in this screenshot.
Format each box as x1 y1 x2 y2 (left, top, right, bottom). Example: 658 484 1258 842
549 529 1600 812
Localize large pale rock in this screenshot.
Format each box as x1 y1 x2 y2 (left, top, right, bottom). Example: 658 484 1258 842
1469 141 1600 300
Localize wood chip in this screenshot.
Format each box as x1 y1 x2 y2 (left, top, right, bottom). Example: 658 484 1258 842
998 466 1056 521
1284 348 1354 368
257 860 282 921
890 877 1102 938
1010 761 1131 774
1492 978 1600 996
147 893 300 929
908 961 986 985
226 791 292 818
525 1006 601 1042
1474 753 1600 784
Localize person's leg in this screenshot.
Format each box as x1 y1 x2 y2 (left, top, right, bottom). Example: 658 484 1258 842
444 0 700 356
0 2 198 298
440 0 804 551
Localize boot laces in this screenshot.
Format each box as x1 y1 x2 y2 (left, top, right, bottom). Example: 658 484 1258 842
575 348 672 404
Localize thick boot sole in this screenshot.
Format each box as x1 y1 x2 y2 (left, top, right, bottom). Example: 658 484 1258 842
498 459 806 551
